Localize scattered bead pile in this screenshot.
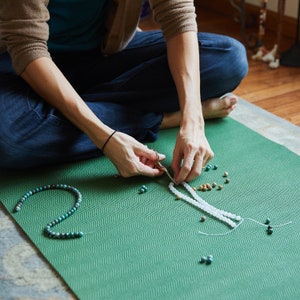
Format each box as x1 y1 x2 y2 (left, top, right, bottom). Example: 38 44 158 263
196 165 230 193
14 184 83 239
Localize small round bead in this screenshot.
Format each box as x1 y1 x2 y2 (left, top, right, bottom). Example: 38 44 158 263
217 185 223 190
223 172 229 177
200 216 206 222
14 206 21 212
225 178 230 184
213 165 218 170
76 231 84 238
206 255 213 265
204 164 212 171
175 196 181 200
206 183 212 191
198 185 204 191
212 182 217 188
266 225 273 235
264 218 271 225
199 256 207 264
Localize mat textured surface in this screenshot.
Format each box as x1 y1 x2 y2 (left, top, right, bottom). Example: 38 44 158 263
1 116 300 300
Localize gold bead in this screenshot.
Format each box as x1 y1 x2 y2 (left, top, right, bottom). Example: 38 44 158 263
206 183 212 190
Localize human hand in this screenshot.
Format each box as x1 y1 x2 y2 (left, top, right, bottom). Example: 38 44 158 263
102 131 166 178
171 126 214 184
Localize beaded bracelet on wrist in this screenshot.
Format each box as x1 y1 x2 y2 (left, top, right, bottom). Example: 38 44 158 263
14 184 83 239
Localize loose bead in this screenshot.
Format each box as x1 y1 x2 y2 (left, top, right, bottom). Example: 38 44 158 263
223 172 229 177
213 165 218 170
199 256 207 264
200 216 206 222
265 218 271 225
205 183 212 191
217 185 223 190
204 164 212 171
266 225 273 235
225 178 230 184
206 255 213 264
212 182 217 188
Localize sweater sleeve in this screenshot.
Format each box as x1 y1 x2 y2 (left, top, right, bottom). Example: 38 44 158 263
0 0 51 74
150 0 198 41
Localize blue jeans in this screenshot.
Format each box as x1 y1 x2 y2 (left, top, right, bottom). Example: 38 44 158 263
0 31 248 169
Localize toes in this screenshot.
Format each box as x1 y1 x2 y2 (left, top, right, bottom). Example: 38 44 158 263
219 93 238 108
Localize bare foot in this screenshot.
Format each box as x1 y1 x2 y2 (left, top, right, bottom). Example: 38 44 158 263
161 93 239 129
202 93 238 119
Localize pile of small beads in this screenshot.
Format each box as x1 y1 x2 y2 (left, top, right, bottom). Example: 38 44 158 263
14 184 83 239
198 166 230 192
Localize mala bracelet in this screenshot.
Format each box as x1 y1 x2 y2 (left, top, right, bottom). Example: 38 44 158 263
101 130 118 152
14 184 83 239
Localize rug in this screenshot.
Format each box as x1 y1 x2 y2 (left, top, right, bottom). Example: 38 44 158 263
1 100 300 300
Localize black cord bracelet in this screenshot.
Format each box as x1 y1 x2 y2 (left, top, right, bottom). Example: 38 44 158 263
101 130 117 152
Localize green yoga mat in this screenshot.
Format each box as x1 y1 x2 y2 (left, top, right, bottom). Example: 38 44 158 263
1 118 300 300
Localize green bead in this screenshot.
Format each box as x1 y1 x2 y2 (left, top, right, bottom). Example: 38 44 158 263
138 186 147 194
266 226 273 235
264 218 271 225
204 164 212 171
199 256 207 264
206 255 213 264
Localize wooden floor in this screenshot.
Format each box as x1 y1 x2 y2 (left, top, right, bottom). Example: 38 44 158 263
196 7 300 127
140 7 300 127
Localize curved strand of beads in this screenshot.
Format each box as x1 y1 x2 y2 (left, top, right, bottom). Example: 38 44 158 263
14 184 83 239
169 182 241 228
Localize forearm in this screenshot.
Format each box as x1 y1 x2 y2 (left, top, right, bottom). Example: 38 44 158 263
21 57 113 148
166 31 204 130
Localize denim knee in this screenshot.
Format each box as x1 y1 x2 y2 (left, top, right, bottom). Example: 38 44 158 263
199 33 248 99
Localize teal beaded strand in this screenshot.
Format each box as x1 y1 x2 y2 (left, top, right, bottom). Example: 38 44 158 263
14 184 83 239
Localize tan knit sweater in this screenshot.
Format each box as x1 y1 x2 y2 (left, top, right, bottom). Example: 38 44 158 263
0 0 197 75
